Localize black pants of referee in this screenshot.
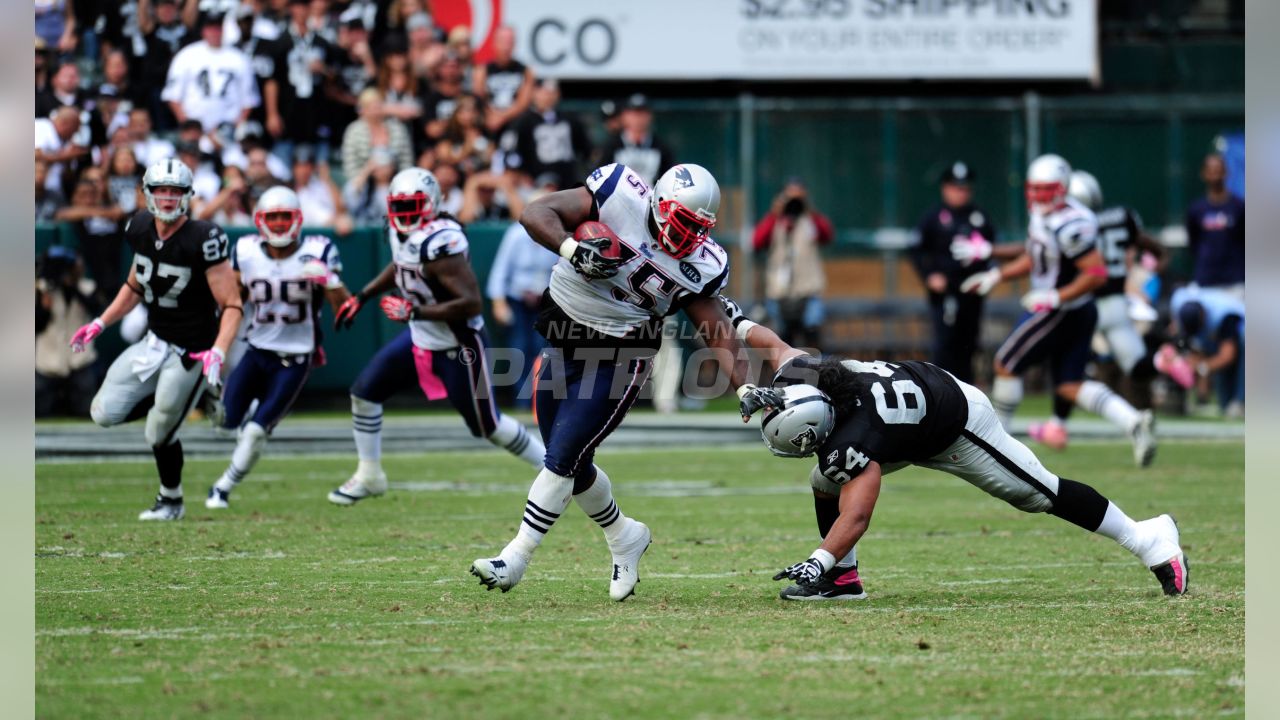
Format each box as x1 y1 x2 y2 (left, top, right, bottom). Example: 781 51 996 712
928 292 984 385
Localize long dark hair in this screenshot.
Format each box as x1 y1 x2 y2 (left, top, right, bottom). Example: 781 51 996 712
808 357 865 422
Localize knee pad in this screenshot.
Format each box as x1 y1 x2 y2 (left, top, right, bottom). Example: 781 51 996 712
1009 490 1054 514
144 409 179 448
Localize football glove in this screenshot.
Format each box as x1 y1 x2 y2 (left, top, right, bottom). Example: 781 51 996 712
1154 343 1195 389
380 295 414 322
300 259 341 289
772 557 826 586
564 237 622 280
334 295 362 330
959 268 1001 296
1020 288 1061 313
949 232 992 266
719 294 747 328
738 384 785 422
69 318 104 353
189 347 226 388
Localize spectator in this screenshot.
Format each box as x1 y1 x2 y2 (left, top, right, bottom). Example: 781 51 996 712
233 3 278 127
600 99 622 136
1186 153 1245 299
245 146 284 205
135 0 194 129
505 78 591 190
198 163 253 225
35 61 91 119
377 50 429 152
343 146 397 224
421 52 469 146
308 0 340 45
600 93 673 187
1168 286 1245 417
36 246 101 418
264 0 339 165
909 162 999 384
485 193 559 408
473 26 534 138
326 7 377 133
104 146 144 216
175 140 225 209
436 95 493 177
445 25 475 92
162 11 260 133
292 153 353 233
35 106 90 198
88 84 130 152
55 173 127 303
35 39 52 96
404 10 442 78
752 177 835 349
340 88 414 180
35 159 67 224
458 170 523 224
126 107 176 168
34 0 76 55
434 161 464 216
221 123 292 182
100 50 142 110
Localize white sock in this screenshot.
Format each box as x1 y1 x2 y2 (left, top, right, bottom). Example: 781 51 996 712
159 485 182 500
351 395 382 465
488 414 545 468
835 545 858 569
504 468 574 559
573 466 630 542
216 422 267 492
1076 380 1140 433
991 376 1023 429
1092 501 1144 557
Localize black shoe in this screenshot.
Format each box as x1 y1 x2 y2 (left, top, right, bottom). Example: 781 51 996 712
1151 554 1190 596
780 565 868 601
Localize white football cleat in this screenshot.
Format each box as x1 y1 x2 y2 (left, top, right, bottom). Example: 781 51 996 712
138 496 184 521
327 471 388 506
1130 410 1157 468
1138 514 1189 596
470 552 528 593
205 486 230 509
607 519 652 601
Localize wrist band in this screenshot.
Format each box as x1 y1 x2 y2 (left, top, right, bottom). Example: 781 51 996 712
559 237 580 261
811 548 837 573
736 383 757 400
222 305 243 316
735 319 758 341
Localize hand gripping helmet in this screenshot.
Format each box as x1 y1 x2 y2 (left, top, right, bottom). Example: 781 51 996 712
142 158 195 222
1025 154 1072 214
759 384 837 458
649 163 719 259
386 167 443 234
254 185 304 247
1067 169 1103 211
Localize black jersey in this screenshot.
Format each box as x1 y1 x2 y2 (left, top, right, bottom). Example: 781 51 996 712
1094 205 1144 297
776 356 968 486
483 59 527 111
124 210 230 351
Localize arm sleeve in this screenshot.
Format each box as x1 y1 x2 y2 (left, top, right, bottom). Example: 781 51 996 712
584 163 624 216
200 225 232 270
420 228 468 263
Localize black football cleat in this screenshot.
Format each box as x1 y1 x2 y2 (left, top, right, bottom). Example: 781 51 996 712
780 564 868 601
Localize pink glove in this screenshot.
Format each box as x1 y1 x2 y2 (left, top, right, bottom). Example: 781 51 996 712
188 347 226 387
69 318 105 353
1020 289 1061 313
1154 343 1195 389
949 232 993 266
380 295 414 322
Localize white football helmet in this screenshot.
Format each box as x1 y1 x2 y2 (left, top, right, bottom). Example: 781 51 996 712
1025 153 1072 214
1068 170 1103 210
759 384 836 458
649 163 719 259
386 167 443 234
254 185 303 247
142 158 195 222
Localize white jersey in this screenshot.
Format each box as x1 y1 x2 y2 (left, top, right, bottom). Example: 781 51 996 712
1026 197 1098 310
390 217 484 350
548 163 730 337
234 234 341 355
161 41 260 131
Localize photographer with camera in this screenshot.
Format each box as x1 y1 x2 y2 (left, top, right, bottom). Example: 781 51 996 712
36 246 102 417
752 177 835 348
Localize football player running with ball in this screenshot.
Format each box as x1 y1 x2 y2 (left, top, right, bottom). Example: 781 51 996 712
721 296 1189 600
326 168 546 505
205 186 351 509
70 158 242 520
470 163 753 601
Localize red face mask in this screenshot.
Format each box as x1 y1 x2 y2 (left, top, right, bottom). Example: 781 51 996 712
257 209 299 236
656 199 715 259
1025 181 1064 210
387 192 434 232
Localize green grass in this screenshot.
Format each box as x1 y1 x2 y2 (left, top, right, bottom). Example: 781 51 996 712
36 441 1243 719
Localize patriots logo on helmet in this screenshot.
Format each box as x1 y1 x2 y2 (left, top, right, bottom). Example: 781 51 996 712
791 427 818 453
672 166 695 190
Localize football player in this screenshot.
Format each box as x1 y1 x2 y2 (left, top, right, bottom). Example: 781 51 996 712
721 297 1189 599
70 158 242 521
1020 170 1168 449
955 155 1156 467
326 168 545 505
205 186 351 509
469 163 752 601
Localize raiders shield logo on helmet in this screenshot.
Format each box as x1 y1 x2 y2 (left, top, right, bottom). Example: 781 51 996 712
791 427 818 453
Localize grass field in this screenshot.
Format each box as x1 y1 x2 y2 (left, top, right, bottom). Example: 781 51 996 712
36 439 1243 719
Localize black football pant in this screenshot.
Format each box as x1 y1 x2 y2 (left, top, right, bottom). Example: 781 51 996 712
929 292 984 384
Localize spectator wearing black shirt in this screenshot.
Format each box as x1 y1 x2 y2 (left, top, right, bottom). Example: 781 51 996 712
377 50 430 156
35 61 91 119
474 26 534 138
264 0 338 165
909 162 998 384
325 9 377 143
88 84 129 151
55 170 127 304
1185 153 1245 299
421 52 470 147
599 93 673 188
505 78 591 190
135 0 193 129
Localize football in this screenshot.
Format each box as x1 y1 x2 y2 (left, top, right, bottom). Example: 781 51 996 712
573 220 623 259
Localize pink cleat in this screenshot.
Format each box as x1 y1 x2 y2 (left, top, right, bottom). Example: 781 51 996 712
1154 344 1195 389
1028 420 1069 450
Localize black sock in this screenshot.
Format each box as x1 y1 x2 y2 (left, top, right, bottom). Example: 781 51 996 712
154 441 184 499
1052 393 1074 422
814 493 840 538
1047 478 1109 532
